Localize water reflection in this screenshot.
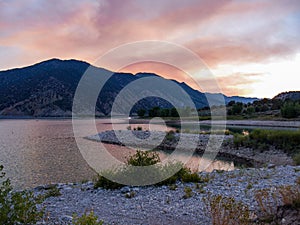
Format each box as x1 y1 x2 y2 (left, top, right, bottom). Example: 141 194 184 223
0 119 234 189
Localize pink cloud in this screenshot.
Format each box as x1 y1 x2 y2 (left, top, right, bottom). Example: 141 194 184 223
0 0 299 97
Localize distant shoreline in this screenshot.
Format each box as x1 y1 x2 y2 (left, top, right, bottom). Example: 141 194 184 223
1 116 299 129
130 118 300 129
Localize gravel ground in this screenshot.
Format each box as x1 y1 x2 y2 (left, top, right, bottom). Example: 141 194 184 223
35 165 300 225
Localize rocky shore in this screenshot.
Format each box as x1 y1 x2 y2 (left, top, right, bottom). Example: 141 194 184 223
86 130 294 167
36 165 300 224
31 129 298 224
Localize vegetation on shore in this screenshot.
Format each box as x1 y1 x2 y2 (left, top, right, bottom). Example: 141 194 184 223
136 93 300 120
0 164 107 225
233 129 300 165
94 150 203 190
0 165 44 224
1 161 300 224
204 182 300 225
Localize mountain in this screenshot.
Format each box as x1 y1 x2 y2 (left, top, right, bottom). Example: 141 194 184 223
273 91 300 101
0 59 258 117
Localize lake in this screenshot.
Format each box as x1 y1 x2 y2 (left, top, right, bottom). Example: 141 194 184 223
0 119 234 189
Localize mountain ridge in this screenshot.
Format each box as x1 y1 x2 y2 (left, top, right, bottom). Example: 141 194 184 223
0 58 259 117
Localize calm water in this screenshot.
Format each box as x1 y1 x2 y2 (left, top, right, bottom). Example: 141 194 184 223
0 119 233 189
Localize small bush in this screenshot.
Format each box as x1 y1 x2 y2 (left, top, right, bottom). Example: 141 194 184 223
43 185 61 199
233 133 249 149
94 172 124 190
183 187 193 199
72 211 104 225
94 151 201 189
124 191 135 199
165 130 176 141
127 150 160 166
157 164 191 186
254 185 300 223
181 171 201 183
278 185 300 209
0 165 44 225
281 102 300 118
233 129 300 154
254 188 278 221
204 194 250 225
246 183 253 190
195 183 206 194
293 152 300 165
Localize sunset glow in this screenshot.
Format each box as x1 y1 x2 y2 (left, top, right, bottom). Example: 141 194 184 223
0 0 299 98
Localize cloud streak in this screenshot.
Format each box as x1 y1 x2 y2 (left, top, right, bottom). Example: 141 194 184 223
0 0 299 97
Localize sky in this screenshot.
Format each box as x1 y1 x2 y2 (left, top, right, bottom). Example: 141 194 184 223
0 0 300 98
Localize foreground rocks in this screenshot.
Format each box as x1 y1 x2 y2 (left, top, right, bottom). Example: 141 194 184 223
35 165 300 225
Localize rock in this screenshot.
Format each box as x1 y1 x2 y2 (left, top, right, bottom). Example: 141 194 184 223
132 187 140 192
268 164 276 169
60 215 73 223
273 205 300 225
63 186 73 191
120 186 131 193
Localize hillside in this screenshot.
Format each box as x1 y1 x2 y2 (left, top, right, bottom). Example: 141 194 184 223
273 91 300 101
0 59 258 117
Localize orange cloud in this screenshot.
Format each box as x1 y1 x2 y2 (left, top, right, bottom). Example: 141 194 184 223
197 72 263 97
0 0 299 97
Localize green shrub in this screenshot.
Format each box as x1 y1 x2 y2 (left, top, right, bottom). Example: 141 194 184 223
195 183 206 194
156 164 189 186
183 187 193 199
94 171 124 190
181 171 201 183
293 152 300 165
233 133 249 148
254 185 300 222
281 102 300 118
165 130 176 141
233 129 300 154
254 188 278 222
127 150 160 166
276 185 300 209
137 109 146 117
0 165 44 224
43 185 61 199
204 194 250 225
94 150 201 189
72 211 104 225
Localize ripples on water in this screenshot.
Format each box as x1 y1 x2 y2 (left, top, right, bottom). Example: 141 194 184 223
0 119 234 189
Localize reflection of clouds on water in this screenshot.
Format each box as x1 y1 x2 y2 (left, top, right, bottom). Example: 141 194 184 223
157 150 234 173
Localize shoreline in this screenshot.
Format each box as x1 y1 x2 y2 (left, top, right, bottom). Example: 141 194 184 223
86 130 294 168
33 165 300 224
1 116 299 129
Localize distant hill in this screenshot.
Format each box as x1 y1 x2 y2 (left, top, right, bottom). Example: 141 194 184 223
273 91 300 101
0 59 258 117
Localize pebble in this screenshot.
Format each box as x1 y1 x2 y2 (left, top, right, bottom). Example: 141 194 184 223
32 165 300 225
